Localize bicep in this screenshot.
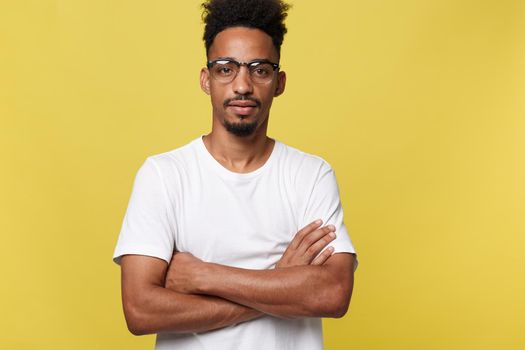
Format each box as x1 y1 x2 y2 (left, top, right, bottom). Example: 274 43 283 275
121 255 168 305
113 158 177 265
324 252 356 294
299 162 357 256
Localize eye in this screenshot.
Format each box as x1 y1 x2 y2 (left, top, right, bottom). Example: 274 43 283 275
213 63 236 77
250 63 272 77
254 68 269 76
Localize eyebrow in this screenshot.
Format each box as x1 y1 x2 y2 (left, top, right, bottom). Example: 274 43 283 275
215 56 236 61
214 56 274 63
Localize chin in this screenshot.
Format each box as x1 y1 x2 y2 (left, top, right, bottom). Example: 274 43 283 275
223 119 259 137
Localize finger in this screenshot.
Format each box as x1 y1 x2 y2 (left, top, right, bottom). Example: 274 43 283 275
289 219 323 250
311 246 335 265
304 229 336 259
297 225 335 254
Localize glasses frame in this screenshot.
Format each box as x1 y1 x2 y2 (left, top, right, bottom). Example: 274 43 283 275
206 58 280 84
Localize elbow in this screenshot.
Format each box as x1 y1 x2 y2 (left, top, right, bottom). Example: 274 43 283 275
314 281 353 318
329 296 351 318
123 300 153 336
312 253 356 318
323 292 351 319
126 319 148 336
127 323 147 336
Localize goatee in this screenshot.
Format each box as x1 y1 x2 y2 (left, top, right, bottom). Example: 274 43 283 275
223 119 258 137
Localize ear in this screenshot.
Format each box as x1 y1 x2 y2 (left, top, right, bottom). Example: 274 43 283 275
274 71 286 97
200 68 211 95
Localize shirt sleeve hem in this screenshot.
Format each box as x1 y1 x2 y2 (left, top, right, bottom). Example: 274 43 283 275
113 245 173 266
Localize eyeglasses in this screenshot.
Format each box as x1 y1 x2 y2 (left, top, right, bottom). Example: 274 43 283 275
207 59 280 84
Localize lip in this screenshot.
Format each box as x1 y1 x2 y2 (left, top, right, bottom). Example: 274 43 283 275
227 105 257 116
228 101 258 107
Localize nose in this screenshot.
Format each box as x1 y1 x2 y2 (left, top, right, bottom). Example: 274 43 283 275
232 65 253 95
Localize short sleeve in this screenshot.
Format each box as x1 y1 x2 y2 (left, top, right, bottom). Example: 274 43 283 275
113 158 176 265
301 161 358 267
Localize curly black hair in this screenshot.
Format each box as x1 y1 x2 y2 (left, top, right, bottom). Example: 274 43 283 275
202 0 291 57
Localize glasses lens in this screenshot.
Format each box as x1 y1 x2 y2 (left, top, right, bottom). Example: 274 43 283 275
210 62 238 83
249 62 275 84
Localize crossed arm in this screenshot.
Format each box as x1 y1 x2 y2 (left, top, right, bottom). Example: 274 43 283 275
120 221 356 335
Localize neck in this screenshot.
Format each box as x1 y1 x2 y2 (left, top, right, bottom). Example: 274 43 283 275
203 119 274 173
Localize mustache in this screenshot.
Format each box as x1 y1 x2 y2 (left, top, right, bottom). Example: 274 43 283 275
223 95 261 108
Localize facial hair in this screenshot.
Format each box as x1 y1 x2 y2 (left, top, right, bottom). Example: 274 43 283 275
223 119 258 137
222 95 261 137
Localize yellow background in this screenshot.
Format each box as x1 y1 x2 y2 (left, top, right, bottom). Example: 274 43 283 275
1 0 524 349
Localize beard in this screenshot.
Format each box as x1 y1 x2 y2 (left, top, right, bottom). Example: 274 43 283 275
223 119 258 137
221 95 261 137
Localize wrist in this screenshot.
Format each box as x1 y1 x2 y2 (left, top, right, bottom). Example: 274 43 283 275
193 261 216 294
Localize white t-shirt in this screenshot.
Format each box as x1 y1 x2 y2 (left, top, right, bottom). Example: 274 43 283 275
113 136 357 350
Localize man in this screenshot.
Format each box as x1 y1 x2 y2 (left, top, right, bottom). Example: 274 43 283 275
113 0 357 349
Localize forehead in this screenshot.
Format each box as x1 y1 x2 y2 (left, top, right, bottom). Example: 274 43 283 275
208 27 278 62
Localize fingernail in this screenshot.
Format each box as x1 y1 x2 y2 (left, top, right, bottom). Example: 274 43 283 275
329 232 336 238
329 224 336 231
315 219 322 224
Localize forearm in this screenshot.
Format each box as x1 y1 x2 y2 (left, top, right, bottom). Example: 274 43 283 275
165 228 355 321
124 285 262 335
120 255 263 336
192 260 350 319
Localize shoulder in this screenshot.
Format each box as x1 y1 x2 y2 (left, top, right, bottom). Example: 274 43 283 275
143 137 201 177
277 141 334 178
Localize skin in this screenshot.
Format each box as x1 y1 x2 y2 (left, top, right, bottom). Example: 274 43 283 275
122 221 351 334
200 27 286 173
120 27 356 335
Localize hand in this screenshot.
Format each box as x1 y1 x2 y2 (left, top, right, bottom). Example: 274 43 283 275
276 220 336 269
165 252 204 294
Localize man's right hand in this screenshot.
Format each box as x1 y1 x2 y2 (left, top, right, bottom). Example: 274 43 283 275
276 220 336 268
